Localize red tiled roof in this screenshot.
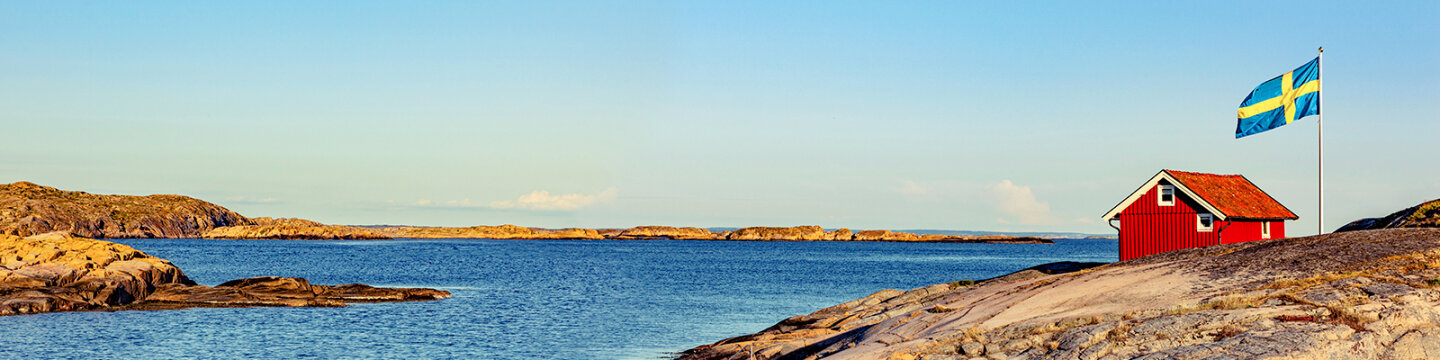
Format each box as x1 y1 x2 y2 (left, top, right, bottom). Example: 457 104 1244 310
1165 170 1298 220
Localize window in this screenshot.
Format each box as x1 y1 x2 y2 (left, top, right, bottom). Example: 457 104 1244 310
1157 185 1175 206
1197 214 1214 232
1261 222 1271 239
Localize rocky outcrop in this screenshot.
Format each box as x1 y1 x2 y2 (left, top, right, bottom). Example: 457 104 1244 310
681 228 1440 360
0 181 252 238
0 232 191 314
201 217 390 240
0 232 448 316
1336 199 1440 232
853 230 919 241
371 224 603 239
610 226 723 240
141 276 451 309
721 227 1049 243
729 226 835 241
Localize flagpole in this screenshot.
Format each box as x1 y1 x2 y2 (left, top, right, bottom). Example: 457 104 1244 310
1317 46 1324 235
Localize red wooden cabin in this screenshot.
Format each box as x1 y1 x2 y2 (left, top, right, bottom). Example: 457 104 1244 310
1102 170 1298 261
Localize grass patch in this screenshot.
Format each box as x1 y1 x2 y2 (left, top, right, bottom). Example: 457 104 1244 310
1260 272 1361 292
948 279 975 288
1165 295 1269 316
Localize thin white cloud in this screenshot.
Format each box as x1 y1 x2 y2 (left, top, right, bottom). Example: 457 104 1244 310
899 180 933 197
225 196 280 205
989 180 1057 225
414 187 619 212
490 187 618 211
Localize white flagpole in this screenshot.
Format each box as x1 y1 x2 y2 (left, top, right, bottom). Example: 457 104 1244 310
1317 47 1324 235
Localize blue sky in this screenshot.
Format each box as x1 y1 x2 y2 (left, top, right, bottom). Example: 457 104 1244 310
2 1 1436 235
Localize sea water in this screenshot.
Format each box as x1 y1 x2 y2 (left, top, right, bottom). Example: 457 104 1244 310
1 238 1114 359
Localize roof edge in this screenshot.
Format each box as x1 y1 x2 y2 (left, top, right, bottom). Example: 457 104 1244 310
1101 170 1227 220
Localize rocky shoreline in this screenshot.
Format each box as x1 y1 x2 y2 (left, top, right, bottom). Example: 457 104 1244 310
0 232 448 316
679 227 1440 359
0 182 1054 243
367 225 1054 243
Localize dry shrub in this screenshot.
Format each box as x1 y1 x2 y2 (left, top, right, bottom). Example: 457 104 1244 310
1106 322 1133 343
927 305 957 313
1261 272 1358 292
1275 293 1375 331
1028 321 1061 335
1201 295 1267 310
1212 324 1246 340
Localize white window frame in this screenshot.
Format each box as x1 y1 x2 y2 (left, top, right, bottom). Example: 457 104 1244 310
1157 185 1176 206
1197 214 1214 232
1261 222 1271 239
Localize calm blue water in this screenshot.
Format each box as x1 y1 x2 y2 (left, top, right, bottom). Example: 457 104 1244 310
2 239 1114 359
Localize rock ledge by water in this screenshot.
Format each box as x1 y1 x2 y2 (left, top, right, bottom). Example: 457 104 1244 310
0 232 448 316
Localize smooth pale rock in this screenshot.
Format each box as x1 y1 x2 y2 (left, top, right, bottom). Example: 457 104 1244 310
960 342 985 356
1386 328 1440 360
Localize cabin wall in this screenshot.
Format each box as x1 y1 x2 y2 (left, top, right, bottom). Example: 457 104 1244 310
1117 182 1219 261
1221 220 1286 244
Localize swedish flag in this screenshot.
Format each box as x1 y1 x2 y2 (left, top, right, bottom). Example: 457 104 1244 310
1236 57 1321 138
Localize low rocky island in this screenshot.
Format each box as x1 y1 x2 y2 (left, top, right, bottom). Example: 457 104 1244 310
370 225 1052 243
0 232 448 316
0 181 1054 243
201 217 390 240
680 200 1440 359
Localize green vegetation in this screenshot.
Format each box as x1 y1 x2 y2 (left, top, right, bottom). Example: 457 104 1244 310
1409 201 1440 223
948 280 975 288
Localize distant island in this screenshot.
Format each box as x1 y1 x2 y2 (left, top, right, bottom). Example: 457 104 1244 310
0 181 1056 243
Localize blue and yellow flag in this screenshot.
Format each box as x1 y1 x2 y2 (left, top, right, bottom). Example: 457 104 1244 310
1236 57 1320 138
